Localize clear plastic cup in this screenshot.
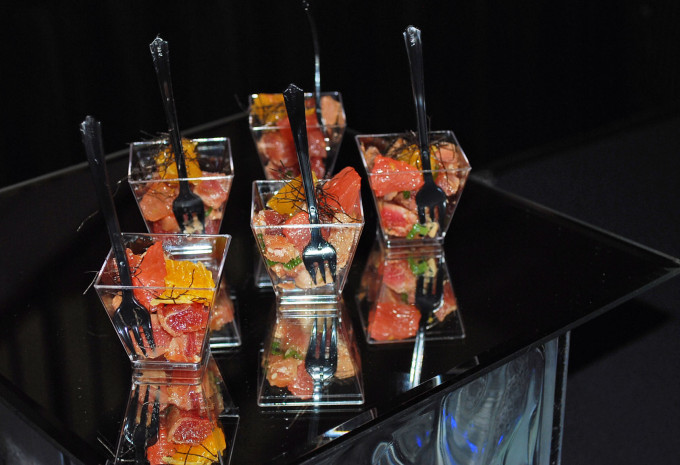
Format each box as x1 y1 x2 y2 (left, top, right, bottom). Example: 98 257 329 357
356 131 471 247
249 92 346 180
128 137 234 234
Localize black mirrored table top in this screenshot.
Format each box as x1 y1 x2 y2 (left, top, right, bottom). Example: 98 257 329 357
1 115 678 464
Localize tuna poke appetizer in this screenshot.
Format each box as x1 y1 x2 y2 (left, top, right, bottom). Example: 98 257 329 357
249 92 346 180
95 234 229 368
251 167 364 303
356 131 470 246
128 137 233 234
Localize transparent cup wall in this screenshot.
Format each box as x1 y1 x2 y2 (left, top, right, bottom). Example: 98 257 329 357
248 92 346 180
128 137 234 234
208 280 241 351
356 241 465 344
251 180 364 307
94 233 230 371
114 357 239 465
258 302 364 408
355 131 471 248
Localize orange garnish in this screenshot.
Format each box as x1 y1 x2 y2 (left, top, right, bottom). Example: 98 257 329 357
251 93 316 126
166 427 227 465
266 173 318 216
156 138 202 180
152 259 215 305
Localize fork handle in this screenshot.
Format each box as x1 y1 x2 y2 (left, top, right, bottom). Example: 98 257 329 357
404 26 433 175
150 36 191 193
81 117 134 291
283 84 320 225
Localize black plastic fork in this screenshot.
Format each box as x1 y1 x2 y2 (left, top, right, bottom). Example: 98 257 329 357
283 84 337 284
409 261 444 387
81 116 155 356
125 384 160 464
404 26 447 225
305 317 338 402
150 36 205 234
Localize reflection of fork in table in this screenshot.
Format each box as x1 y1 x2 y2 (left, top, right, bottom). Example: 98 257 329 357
306 317 338 402
409 260 444 388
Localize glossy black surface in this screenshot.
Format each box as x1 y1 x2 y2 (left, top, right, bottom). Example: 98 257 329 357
0 116 678 464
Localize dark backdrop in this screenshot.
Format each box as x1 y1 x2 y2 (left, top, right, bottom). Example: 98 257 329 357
1 0 678 188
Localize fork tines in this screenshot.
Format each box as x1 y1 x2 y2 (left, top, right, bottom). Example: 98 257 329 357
305 317 338 402
125 384 160 460
415 261 444 327
305 238 337 285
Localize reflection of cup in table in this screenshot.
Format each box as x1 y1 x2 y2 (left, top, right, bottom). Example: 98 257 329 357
113 356 238 464
94 233 230 372
258 302 363 408
207 279 241 352
356 240 465 344
128 137 234 234
251 176 364 306
356 131 471 248
248 92 346 180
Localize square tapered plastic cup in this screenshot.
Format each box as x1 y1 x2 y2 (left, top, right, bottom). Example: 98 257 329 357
248 92 346 180
251 175 364 307
356 131 471 247
114 357 239 463
94 233 230 371
128 137 233 234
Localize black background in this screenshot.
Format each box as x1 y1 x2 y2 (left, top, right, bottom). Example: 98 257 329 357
1 0 678 188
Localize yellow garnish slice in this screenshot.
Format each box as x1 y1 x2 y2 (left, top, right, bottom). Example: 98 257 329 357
266 173 318 216
156 138 203 180
251 93 316 126
165 428 227 465
152 259 215 305
395 143 440 171
250 93 286 125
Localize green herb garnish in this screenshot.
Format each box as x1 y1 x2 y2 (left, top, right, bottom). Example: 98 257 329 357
406 223 431 239
265 255 302 270
402 191 411 199
283 256 303 270
408 257 429 276
271 340 283 356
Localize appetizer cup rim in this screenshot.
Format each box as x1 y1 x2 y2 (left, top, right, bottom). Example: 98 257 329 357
127 137 234 183
248 91 346 131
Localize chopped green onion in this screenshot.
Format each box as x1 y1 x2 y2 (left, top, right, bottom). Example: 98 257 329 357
408 257 429 275
406 223 430 239
265 255 302 270
271 340 283 355
283 256 303 270
402 191 411 199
